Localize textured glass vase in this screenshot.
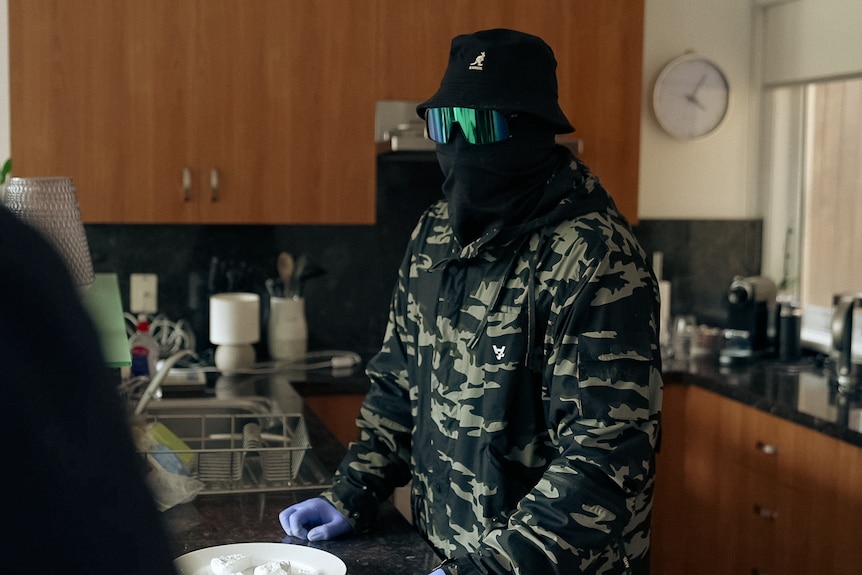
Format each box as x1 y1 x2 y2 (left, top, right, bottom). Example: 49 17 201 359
4 177 95 291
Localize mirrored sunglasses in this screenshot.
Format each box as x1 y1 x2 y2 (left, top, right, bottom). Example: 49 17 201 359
424 107 510 145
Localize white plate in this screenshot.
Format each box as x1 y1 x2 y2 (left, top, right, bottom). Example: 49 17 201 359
174 542 346 575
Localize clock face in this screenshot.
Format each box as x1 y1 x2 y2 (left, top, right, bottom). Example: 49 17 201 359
653 55 730 140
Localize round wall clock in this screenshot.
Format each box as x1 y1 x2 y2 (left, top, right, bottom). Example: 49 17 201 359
652 53 730 140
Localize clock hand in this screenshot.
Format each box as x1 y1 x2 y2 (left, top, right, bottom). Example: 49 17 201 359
684 73 708 110
685 93 706 111
691 74 708 97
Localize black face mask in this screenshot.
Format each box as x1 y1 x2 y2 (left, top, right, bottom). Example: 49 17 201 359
436 115 560 245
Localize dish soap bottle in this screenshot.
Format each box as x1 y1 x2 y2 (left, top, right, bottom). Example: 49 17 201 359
130 315 159 378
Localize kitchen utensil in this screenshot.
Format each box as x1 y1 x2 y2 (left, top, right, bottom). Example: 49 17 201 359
291 253 307 296
277 252 294 294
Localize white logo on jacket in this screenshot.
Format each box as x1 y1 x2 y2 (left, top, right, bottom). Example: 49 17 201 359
492 344 506 360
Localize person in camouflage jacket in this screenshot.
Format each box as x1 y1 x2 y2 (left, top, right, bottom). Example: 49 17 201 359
280 29 663 575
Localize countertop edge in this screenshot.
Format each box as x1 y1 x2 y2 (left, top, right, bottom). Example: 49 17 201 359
664 367 862 449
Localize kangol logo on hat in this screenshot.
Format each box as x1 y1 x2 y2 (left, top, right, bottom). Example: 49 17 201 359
468 51 486 71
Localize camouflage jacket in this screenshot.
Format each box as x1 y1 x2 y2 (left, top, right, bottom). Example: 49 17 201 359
322 151 663 575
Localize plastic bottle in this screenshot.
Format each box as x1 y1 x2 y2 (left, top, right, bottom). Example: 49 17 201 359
130 315 159 378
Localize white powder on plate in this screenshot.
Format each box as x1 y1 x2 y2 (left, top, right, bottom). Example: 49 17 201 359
253 560 292 575
210 553 253 575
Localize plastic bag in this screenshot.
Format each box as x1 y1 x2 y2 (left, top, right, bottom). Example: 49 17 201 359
132 422 204 511
145 462 204 511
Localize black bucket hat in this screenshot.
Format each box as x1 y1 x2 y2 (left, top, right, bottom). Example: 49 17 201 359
416 28 574 134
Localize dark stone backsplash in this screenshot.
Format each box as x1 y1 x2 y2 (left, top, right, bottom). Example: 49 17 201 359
85 154 761 357
635 218 763 326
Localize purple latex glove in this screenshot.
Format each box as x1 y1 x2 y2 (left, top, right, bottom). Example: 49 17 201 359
279 497 351 542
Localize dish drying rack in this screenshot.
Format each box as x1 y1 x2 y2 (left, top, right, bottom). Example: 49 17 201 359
138 412 314 494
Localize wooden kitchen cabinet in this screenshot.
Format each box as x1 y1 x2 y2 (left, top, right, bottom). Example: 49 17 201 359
303 394 365 449
10 0 643 225
9 0 377 224
653 384 862 574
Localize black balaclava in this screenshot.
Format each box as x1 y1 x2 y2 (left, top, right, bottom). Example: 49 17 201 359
437 114 561 246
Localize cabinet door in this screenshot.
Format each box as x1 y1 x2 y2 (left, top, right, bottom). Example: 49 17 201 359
194 0 376 224
650 385 689 574
9 0 200 223
683 386 862 574
829 440 862 574
10 0 377 224
743 406 862 574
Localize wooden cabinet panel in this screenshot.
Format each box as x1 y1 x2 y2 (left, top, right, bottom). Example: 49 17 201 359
651 385 688 574
9 0 199 222
10 1 642 224
10 0 376 224
653 384 862 575
303 394 364 448
193 0 376 224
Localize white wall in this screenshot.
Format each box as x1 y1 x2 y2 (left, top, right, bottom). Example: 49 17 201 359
638 0 760 220
637 0 862 221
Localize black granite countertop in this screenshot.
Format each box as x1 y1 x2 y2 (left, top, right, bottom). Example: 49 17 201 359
163 404 440 574
664 353 862 448
289 351 862 448
161 352 861 573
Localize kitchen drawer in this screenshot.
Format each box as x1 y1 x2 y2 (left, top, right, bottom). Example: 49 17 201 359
736 470 806 575
661 385 862 575
686 386 842 490
739 400 844 492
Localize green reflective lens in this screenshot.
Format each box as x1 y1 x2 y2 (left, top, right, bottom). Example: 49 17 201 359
425 107 510 144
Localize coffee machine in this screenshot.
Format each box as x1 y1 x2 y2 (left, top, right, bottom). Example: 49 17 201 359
719 276 777 366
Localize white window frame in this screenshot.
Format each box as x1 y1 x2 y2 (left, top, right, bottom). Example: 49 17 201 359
761 76 862 352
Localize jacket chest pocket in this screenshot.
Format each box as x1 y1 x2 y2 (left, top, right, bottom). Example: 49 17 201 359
470 304 529 367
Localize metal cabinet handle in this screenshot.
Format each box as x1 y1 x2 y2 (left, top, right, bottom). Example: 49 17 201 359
182 168 192 202
756 441 778 455
210 169 219 202
753 504 779 520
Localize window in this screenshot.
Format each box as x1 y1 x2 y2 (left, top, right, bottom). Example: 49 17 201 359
762 77 862 308
802 78 862 307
